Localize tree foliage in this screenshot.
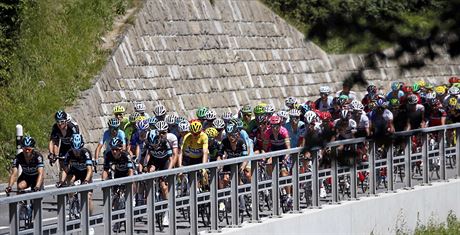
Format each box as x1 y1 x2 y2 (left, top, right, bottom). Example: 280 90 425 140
263 0 457 87
0 0 22 86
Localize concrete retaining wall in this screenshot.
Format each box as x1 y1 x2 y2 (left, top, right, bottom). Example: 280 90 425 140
67 0 460 149
211 179 460 235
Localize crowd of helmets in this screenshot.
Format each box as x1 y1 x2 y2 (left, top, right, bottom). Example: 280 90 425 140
100 76 460 141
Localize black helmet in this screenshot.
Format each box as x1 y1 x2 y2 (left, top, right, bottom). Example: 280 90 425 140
55 110 68 122
21 136 36 148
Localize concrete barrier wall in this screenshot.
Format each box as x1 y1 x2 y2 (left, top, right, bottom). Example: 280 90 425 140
211 179 460 235
67 0 460 149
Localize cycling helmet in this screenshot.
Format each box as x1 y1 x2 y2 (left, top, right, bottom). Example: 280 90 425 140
305 111 317 124
221 111 233 121
108 117 121 129
340 110 350 120
367 85 377 94
435 86 447 96
113 105 126 114
391 82 401 91
425 83 434 90
55 110 68 122
389 98 400 107
205 110 217 120
264 104 276 115
289 109 301 117
240 105 252 114
212 118 225 129
178 120 190 132
196 107 208 119
129 112 141 123
350 100 360 109
337 97 347 106
190 121 202 134
285 96 298 107
110 137 123 149
205 127 219 139
230 118 244 129
225 124 238 135
402 86 413 93
136 119 150 131
376 98 387 107
155 121 169 132
449 76 459 84
416 80 426 88
70 134 84 150
147 116 158 127
448 97 457 107
407 94 419 105
21 136 36 148
134 102 146 112
256 115 267 124
253 105 265 116
269 115 281 125
165 114 177 125
425 92 437 100
354 102 364 111
153 104 167 117
66 113 73 123
277 111 289 120
319 86 331 94
299 103 310 114
448 86 460 96
320 111 332 121
412 83 420 93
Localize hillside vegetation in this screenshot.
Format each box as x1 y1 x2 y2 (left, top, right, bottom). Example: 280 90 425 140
0 0 140 178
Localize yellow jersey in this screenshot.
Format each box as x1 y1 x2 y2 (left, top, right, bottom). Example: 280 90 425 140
181 132 208 159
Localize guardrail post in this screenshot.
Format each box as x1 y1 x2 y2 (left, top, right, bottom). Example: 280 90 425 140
168 175 177 235
146 179 155 235
422 132 430 185
311 148 320 208
57 194 66 234
250 159 260 222
404 136 412 189
33 198 43 235
386 141 395 192
330 147 339 203
291 153 300 212
271 155 281 217
209 167 220 231
81 191 90 235
189 171 198 234
230 164 240 226
103 186 112 235
350 145 358 199
125 182 134 235
368 141 376 196
457 128 460 178
439 130 446 181
9 202 18 235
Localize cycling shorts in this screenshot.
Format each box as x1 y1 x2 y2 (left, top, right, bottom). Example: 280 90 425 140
17 174 38 188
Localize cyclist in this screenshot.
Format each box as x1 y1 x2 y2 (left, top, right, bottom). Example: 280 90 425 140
134 101 149 118
315 86 333 112
129 119 150 166
212 118 226 141
102 138 134 180
285 109 305 148
161 118 179 168
350 101 370 137
204 110 217 129
336 82 357 101
406 94 426 130
58 134 94 213
205 127 222 162
144 121 173 198
285 96 298 110
113 105 127 123
369 99 395 149
179 120 209 166
123 112 140 142
362 85 378 113
6 136 44 193
386 82 404 101
49 110 80 178
94 118 126 165
239 105 253 132
153 104 167 121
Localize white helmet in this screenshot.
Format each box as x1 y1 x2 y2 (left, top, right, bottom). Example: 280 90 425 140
153 104 167 117
305 111 317 124
289 109 301 117
264 104 276 114
178 120 190 132
448 86 459 96
319 86 331 94
134 102 146 112
277 110 289 120
340 109 350 120
285 96 297 107
212 118 225 129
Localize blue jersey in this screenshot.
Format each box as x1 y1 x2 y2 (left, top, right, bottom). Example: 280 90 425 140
100 129 126 152
285 121 305 148
239 129 254 156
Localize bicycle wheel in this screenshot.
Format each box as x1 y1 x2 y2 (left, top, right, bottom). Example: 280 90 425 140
156 212 164 232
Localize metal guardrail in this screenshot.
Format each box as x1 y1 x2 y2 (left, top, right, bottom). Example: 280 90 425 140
2 123 460 235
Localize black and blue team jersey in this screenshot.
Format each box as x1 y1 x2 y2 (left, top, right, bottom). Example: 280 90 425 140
64 148 93 171
145 136 172 161
218 138 248 159
103 151 133 173
12 151 44 176
49 122 80 155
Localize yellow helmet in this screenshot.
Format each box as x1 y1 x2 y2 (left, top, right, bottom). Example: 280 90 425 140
135 116 147 122
416 80 426 88
448 97 457 107
434 85 446 96
113 105 126 114
190 121 202 134
205 127 219 138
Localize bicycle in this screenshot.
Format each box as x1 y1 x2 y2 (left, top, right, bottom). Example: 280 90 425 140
6 190 33 229
112 185 126 233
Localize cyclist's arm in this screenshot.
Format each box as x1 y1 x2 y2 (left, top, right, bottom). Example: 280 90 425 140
202 135 209 164
7 167 18 189
36 167 45 189
94 143 103 162
239 142 249 172
420 111 426 128
171 147 178 168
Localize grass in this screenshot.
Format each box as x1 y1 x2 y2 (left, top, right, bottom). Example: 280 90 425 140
413 212 460 235
0 0 141 179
